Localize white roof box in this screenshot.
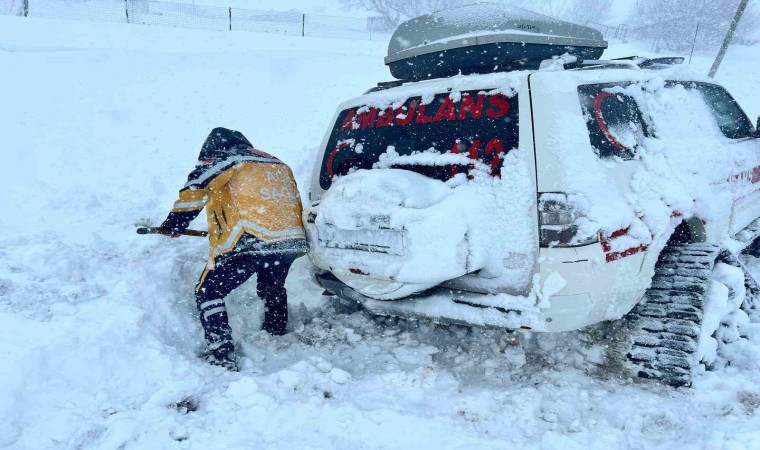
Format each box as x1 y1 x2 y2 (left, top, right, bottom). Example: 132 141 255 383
385 2 608 81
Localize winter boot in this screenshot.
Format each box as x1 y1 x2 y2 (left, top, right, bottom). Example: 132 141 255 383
201 341 237 371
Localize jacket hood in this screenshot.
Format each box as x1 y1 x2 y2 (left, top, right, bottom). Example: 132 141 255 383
198 127 254 162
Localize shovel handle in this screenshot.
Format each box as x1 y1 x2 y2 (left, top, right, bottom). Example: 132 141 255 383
136 227 208 237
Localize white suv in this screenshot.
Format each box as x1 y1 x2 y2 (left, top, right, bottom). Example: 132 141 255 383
304 4 760 386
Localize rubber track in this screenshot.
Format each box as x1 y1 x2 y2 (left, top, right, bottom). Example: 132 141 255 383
720 250 760 314
625 243 720 387
726 216 760 310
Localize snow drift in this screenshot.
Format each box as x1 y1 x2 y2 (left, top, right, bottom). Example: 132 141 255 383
4 13 760 450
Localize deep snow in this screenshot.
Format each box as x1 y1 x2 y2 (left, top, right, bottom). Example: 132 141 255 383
3 15 760 450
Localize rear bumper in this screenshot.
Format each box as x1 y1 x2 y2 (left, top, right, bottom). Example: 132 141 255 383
315 271 642 332
316 271 539 329
307 210 655 332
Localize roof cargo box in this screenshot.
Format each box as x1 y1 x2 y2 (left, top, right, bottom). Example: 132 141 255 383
385 3 608 81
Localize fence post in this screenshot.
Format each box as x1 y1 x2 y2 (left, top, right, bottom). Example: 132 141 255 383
229 7 232 31
23 0 29 17
302 14 305 37
124 0 129 23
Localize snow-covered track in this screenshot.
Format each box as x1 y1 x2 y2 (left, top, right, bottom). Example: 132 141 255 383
624 243 760 387
625 244 720 387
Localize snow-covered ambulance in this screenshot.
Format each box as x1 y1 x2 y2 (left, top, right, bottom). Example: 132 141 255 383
304 3 760 386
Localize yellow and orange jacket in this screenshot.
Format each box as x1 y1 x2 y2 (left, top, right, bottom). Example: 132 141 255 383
162 140 307 264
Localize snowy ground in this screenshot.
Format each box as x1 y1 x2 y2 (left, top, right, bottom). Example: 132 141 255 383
2 15 760 450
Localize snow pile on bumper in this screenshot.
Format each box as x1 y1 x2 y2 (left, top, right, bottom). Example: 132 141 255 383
308 157 538 300
309 169 469 299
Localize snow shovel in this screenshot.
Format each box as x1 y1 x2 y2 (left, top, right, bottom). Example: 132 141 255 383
136 226 208 237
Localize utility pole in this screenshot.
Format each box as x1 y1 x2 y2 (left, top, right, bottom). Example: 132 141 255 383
689 23 700 64
708 0 750 78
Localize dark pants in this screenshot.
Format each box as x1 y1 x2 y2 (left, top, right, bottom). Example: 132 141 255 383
195 251 295 348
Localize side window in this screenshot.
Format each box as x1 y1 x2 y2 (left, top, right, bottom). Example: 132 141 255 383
685 82 754 140
578 84 650 160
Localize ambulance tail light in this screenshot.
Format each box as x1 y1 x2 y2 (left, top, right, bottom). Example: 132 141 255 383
538 193 599 248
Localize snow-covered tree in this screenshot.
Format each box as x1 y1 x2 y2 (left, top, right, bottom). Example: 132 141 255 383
342 0 614 30
633 0 759 50
341 0 471 30
503 0 613 24
0 0 26 16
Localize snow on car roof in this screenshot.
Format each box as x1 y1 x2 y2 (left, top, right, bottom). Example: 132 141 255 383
338 61 711 114
336 71 528 112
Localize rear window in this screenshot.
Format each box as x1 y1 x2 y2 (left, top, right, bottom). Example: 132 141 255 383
578 83 651 160
319 89 519 190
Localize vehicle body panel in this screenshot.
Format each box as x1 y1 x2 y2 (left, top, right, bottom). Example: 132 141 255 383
306 64 760 332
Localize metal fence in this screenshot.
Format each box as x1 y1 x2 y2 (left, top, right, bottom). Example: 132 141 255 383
0 0 389 40
585 21 629 41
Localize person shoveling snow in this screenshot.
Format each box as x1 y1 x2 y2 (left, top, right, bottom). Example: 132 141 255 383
151 127 308 370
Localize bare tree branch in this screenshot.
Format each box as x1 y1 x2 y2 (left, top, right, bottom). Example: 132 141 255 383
633 0 759 50
342 0 619 33
495 0 612 23
0 0 25 15
340 0 407 30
